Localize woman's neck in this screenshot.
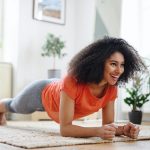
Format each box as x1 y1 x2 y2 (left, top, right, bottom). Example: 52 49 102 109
87 82 108 98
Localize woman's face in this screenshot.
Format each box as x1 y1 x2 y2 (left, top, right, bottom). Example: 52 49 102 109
102 51 125 85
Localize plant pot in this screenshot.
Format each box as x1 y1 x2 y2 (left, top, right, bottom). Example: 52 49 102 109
128 111 143 124
48 69 61 78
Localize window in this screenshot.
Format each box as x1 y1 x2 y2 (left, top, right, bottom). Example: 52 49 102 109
0 0 4 59
118 0 150 121
0 0 4 54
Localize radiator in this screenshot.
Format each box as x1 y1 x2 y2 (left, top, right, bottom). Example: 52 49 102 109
0 62 12 99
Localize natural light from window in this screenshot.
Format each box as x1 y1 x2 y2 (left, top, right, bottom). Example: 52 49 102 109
0 0 4 59
120 0 150 114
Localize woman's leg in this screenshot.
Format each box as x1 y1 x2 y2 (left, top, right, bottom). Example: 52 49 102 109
0 79 57 125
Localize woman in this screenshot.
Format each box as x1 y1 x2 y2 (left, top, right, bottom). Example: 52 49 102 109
0 37 144 139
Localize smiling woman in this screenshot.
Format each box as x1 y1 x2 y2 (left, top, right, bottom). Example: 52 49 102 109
103 52 125 86
0 37 145 139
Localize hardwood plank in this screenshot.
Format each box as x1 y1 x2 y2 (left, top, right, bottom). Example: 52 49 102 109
0 143 24 150
30 141 150 150
1 140 150 150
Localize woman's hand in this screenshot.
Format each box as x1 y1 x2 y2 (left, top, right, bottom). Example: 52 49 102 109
96 123 118 139
123 122 140 139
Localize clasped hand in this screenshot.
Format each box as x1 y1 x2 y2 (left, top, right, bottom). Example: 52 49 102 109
97 122 140 139
122 122 140 139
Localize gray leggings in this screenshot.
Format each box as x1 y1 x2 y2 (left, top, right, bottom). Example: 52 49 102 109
5 79 58 114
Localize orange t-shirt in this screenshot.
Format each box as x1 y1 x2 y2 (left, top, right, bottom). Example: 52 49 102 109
42 75 117 123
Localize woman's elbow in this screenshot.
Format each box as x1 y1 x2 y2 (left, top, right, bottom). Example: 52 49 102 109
60 126 69 137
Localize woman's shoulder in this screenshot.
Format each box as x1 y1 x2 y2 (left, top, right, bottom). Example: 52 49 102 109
61 74 81 100
62 74 77 85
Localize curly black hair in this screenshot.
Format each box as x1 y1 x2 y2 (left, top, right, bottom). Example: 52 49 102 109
68 36 146 84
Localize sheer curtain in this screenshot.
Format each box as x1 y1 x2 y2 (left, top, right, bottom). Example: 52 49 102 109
117 0 150 121
0 0 4 60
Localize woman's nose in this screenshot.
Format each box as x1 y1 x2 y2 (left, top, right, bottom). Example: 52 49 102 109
115 66 123 74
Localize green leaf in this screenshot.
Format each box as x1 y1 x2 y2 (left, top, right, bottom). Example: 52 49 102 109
124 73 150 111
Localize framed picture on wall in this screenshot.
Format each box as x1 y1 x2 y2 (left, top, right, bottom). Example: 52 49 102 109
33 0 66 25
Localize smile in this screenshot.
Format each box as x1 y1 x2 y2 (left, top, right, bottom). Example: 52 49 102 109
111 75 119 81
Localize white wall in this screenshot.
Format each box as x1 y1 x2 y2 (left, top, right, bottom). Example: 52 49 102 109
2 0 123 120
74 0 96 52
3 0 20 97
13 0 76 94
96 0 122 37
3 0 97 96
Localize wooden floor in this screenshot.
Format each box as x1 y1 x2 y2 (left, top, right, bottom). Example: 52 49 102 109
0 140 150 150
0 121 150 150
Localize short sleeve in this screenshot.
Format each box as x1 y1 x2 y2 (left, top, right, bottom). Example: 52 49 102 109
60 75 78 100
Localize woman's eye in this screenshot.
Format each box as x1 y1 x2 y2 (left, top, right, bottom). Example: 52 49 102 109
111 63 116 66
121 64 124 67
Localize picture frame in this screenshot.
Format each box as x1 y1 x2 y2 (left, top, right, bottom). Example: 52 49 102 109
33 0 66 25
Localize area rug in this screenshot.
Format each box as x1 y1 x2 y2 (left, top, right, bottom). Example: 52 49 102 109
0 121 150 149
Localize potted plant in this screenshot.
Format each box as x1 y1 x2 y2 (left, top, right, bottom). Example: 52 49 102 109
41 33 66 78
124 73 150 124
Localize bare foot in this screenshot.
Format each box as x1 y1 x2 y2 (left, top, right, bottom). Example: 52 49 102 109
0 113 7 125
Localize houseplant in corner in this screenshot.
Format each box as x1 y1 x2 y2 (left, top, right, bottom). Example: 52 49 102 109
124 73 150 124
41 33 65 78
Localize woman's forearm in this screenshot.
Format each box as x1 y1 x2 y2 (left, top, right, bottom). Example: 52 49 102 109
60 124 99 137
